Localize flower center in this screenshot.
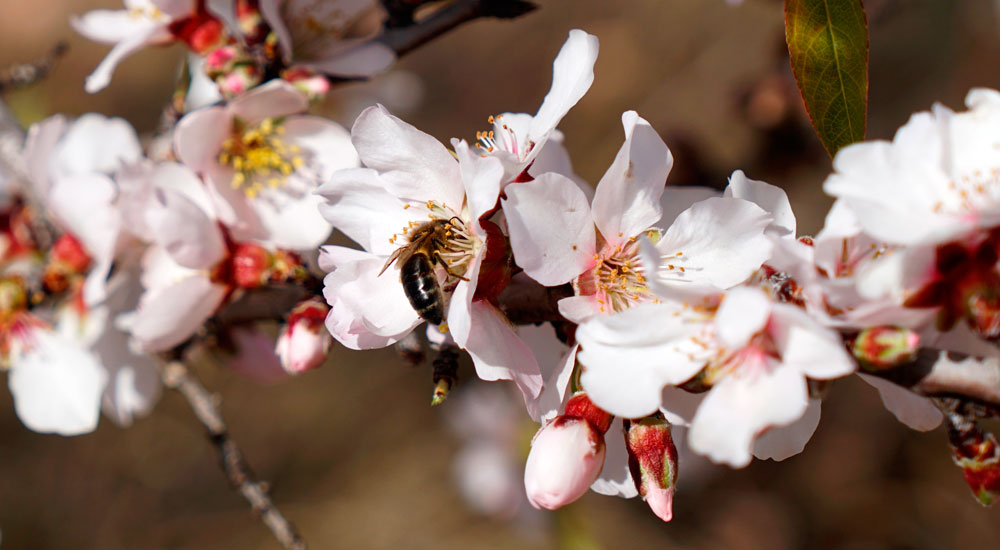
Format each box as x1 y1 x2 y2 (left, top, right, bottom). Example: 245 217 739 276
933 167 1000 215
388 202 479 284
702 332 778 386
577 237 650 313
218 117 304 198
475 114 533 160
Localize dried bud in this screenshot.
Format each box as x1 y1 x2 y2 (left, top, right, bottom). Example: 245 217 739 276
43 234 91 293
282 67 331 100
625 417 679 522
952 430 1000 506
524 416 606 510
275 298 332 375
852 326 920 371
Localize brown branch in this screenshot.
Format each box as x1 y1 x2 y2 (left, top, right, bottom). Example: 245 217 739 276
161 361 307 550
0 41 68 93
377 0 536 57
867 349 1000 409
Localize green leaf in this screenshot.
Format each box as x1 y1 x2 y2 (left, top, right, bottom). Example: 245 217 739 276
785 0 869 157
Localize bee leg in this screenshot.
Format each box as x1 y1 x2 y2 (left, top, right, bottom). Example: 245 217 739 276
434 251 470 281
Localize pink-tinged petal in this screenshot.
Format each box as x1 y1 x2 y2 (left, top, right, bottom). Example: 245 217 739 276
230 80 309 124
149 161 216 216
557 294 604 324
316 167 427 256
9 328 108 436
322 247 421 349
520 325 573 421
576 303 712 418
305 41 397 77
647 197 772 291
592 111 672 245
318 245 371 271
752 398 821 461
251 188 332 250
454 139 504 222
203 0 238 32
714 286 772 350
23 114 68 199
724 170 796 238
590 421 639 498
460 300 544 401
528 30 599 144
688 361 808 468
203 163 267 241
145 186 227 269
771 303 856 380
56 113 142 175
152 0 198 19
351 105 465 210
503 172 595 286
174 106 231 173
226 326 288 383
453 441 521 518
128 273 228 351
71 9 158 43
48 173 120 262
858 373 943 431
657 186 719 227
84 24 171 93
282 115 359 177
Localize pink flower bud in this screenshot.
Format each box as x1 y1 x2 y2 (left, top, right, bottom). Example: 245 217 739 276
625 417 679 522
851 326 920 371
275 299 332 375
524 416 606 510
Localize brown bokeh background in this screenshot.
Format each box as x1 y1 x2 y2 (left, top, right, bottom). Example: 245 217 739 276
2 0 1000 548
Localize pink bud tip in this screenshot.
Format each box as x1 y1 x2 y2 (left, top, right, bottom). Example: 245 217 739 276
644 486 675 522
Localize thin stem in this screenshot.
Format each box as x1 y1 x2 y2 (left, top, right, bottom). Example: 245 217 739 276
377 0 536 57
161 361 307 550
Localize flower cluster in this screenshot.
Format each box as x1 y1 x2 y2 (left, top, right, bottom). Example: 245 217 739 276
5 0 1000 535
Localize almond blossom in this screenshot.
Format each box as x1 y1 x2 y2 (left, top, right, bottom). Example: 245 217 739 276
316 105 542 399
174 80 358 250
73 0 227 93
475 29 599 181
259 0 396 78
576 285 855 468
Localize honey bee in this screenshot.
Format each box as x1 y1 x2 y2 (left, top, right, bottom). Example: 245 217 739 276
380 218 467 325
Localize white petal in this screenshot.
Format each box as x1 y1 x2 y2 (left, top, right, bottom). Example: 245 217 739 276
590 420 639 498
714 286 772 349
770 303 856 380
128 273 228 351
305 41 397 77
230 80 310 124
48 173 121 262
557 294 605 324
688 361 807 468
455 139 505 222
95 324 161 427
528 30 599 145
724 170 796 238
351 105 465 211
23 114 68 200
84 24 170 93
316 167 427 256
71 9 157 43
502 173 595 286
858 373 942 431
145 186 227 269
657 186 719 228
322 247 422 349
56 113 142 175
9 329 109 436
251 187 332 250
174 106 231 173
648 197 772 291
752 398 821 461
591 111 672 245
576 303 712 418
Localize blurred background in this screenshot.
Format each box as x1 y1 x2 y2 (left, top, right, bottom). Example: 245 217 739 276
2 0 1000 548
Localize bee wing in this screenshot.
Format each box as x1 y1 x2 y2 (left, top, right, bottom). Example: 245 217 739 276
379 247 405 276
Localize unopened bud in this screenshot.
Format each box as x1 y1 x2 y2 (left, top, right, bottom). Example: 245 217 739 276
275 298 331 375
852 326 920 371
282 67 331 100
231 243 272 289
43 234 91 293
524 416 606 510
952 430 1000 506
625 416 679 522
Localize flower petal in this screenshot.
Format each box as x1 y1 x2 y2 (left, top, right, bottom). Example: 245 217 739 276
528 29 599 144
591 111 672 245
590 421 639 498
127 273 228 351
351 105 464 211
858 373 942 431
752 398 821 462
84 24 170 93
724 170 795 238
230 80 310 124
503 172 595 286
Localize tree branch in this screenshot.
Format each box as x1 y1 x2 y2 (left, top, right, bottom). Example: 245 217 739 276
377 0 536 57
0 41 68 93
161 361 307 550
868 349 1000 409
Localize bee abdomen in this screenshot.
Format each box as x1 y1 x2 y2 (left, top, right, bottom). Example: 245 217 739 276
401 253 445 325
